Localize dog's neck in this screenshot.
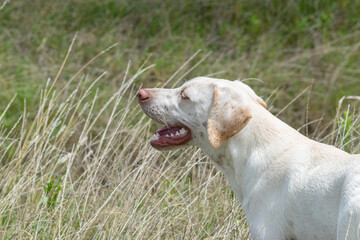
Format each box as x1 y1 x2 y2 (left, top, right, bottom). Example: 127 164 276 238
202 105 307 203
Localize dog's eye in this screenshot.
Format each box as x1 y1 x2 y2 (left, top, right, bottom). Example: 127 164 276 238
180 90 189 100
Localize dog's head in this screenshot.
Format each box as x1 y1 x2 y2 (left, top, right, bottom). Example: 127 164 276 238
138 77 266 150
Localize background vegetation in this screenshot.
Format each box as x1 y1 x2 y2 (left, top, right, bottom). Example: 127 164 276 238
0 0 359 239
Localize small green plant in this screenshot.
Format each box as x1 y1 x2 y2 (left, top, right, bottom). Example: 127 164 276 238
1 209 12 227
40 176 63 210
338 110 360 152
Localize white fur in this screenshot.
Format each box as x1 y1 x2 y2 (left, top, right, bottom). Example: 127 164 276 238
139 77 360 240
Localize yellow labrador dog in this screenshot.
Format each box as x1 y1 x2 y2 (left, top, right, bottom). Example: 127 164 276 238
138 77 360 240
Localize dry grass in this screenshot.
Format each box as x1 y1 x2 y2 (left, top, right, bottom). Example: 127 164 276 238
0 44 251 239
0 39 358 239
1 1 360 237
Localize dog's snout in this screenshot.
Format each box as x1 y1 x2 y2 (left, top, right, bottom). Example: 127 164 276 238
138 89 150 102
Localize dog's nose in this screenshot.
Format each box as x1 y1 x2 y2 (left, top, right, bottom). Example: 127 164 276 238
138 89 150 102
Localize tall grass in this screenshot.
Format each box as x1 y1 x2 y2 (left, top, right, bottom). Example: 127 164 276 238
0 42 359 239
0 46 251 239
0 1 359 239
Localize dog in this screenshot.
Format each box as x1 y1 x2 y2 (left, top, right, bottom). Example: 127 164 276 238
138 77 360 240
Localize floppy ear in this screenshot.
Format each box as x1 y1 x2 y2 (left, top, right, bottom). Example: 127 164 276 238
207 88 252 148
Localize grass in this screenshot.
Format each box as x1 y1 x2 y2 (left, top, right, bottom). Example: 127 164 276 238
0 54 249 239
0 0 359 239
0 42 358 239
1 0 360 129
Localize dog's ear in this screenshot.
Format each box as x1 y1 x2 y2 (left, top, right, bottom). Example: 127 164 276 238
207 88 252 148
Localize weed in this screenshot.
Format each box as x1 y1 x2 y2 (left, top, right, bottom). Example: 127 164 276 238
40 176 63 210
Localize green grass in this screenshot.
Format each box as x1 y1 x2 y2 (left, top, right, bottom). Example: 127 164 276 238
1 0 360 130
0 0 359 239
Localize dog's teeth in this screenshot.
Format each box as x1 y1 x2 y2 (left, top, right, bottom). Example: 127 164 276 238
165 134 169 137
156 133 160 137
176 131 180 135
180 128 187 134
171 133 174 137
151 134 160 141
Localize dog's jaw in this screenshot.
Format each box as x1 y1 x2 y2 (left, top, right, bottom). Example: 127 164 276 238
149 125 192 150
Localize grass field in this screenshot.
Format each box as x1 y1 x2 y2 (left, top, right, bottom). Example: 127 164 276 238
0 0 359 239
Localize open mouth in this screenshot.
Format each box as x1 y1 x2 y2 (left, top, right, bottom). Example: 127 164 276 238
150 125 192 149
